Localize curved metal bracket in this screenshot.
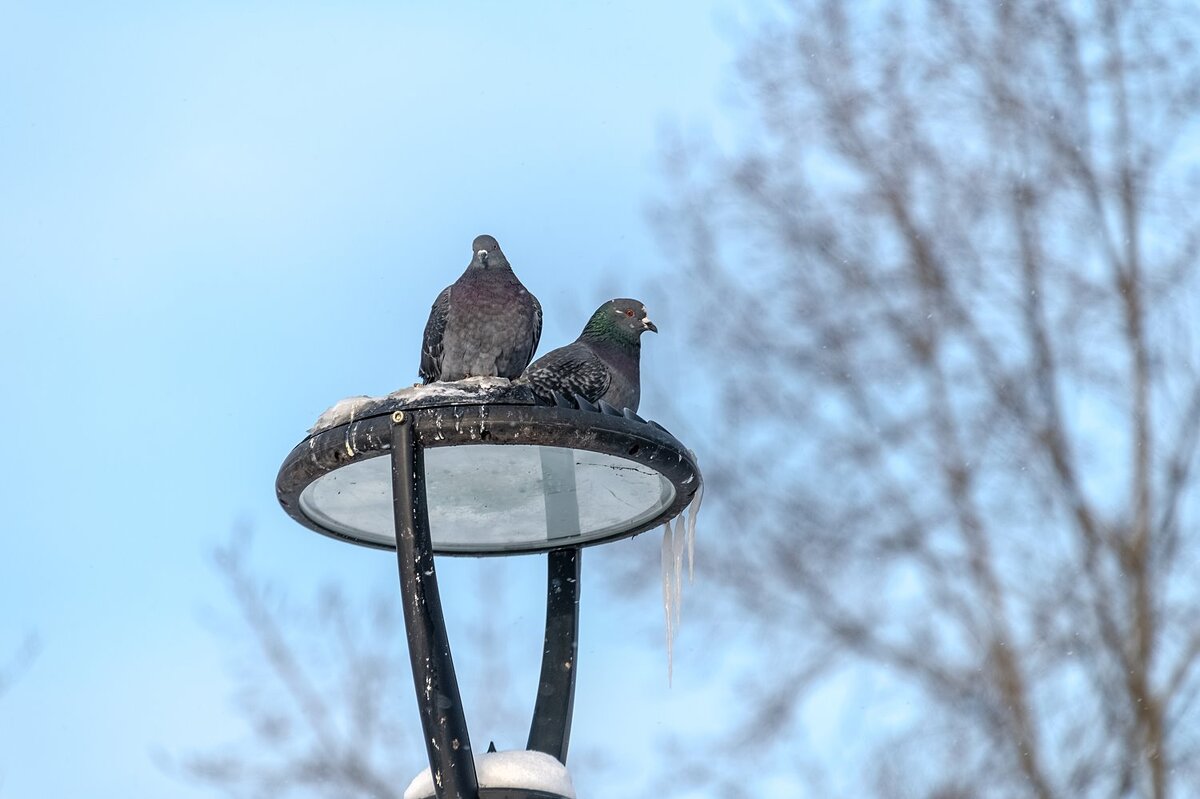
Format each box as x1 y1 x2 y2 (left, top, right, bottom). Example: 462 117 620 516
391 417 479 799
527 547 580 763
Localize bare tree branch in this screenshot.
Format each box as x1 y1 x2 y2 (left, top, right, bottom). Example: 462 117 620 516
651 0 1200 795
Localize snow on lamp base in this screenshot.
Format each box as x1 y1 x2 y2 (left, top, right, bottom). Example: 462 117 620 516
403 750 576 799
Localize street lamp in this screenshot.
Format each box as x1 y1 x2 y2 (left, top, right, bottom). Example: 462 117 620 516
275 378 702 799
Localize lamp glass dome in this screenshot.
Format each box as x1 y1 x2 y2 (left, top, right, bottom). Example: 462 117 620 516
298 443 676 554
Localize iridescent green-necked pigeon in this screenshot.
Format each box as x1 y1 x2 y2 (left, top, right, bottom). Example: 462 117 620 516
520 298 656 412
419 235 542 383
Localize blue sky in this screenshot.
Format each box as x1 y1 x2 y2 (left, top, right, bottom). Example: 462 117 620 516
0 3 755 797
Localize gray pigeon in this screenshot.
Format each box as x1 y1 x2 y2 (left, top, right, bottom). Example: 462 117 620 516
520 298 656 412
419 235 542 383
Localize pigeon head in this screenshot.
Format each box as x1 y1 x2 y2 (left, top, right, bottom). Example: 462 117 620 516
582 298 657 346
470 234 509 270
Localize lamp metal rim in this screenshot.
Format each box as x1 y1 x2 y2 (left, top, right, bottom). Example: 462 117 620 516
276 395 702 556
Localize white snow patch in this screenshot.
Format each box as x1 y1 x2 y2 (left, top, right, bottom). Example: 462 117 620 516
385 375 515 402
307 377 522 434
308 395 373 434
402 750 576 799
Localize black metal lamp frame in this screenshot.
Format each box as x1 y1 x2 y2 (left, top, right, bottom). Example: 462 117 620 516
277 393 701 799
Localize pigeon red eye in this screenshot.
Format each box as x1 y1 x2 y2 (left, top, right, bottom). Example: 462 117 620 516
625 310 634 317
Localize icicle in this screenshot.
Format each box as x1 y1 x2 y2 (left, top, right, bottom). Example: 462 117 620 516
661 448 704 686
672 511 686 630
661 521 675 686
686 481 703 584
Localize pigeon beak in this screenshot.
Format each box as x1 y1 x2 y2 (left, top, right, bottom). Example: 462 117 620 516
477 249 489 266
643 317 658 333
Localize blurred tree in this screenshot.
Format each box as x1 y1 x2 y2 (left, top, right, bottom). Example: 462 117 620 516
0 633 38 702
179 530 526 799
182 532 415 799
653 0 1200 796
0 632 39 792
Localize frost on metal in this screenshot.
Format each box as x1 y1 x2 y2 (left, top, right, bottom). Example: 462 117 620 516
307 376 535 434
402 749 576 799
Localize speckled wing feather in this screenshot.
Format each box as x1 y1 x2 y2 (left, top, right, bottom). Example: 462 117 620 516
529 296 543 363
522 342 612 404
419 287 452 384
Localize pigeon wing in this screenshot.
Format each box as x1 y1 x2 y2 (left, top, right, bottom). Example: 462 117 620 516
419 286 452 384
529 292 543 362
492 287 544 378
524 344 612 404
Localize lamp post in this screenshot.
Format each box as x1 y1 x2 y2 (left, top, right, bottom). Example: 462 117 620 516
276 380 702 799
